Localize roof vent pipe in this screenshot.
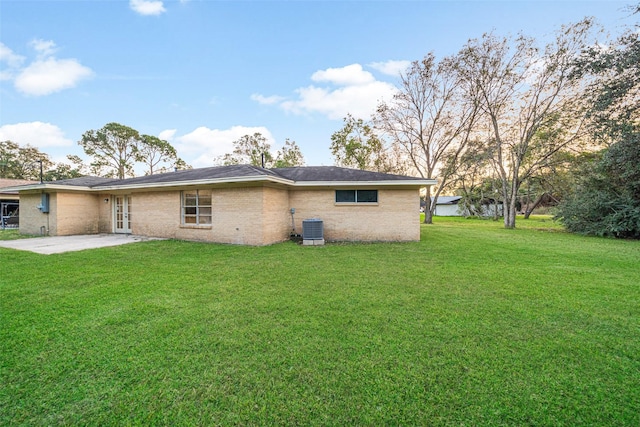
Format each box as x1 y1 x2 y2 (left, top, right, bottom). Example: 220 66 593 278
261 152 265 168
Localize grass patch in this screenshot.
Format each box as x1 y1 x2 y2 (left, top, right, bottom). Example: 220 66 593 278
2 217 639 425
0 229 34 241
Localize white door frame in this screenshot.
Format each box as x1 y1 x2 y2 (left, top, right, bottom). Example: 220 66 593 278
113 195 132 234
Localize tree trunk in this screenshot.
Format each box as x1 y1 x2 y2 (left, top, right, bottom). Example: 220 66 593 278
423 186 433 224
523 193 546 219
504 184 521 229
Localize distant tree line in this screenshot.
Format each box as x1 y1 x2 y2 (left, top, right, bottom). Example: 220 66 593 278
330 4 639 238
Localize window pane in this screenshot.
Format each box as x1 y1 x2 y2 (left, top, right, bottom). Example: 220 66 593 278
182 190 213 225
357 190 378 203
336 190 356 203
198 194 212 206
184 192 197 206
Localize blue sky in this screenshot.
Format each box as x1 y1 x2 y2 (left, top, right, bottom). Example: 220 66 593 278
0 0 634 170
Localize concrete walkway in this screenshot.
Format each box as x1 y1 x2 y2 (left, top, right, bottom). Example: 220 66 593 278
0 234 163 255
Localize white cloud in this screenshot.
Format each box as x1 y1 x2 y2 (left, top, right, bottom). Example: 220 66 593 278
251 93 286 105
15 57 94 96
130 0 166 16
2 40 94 96
282 81 396 120
158 129 177 141
369 60 411 76
173 125 274 168
0 43 25 80
30 39 57 57
251 63 398 121
0 122 74 148
0 42 25 68
311 64 375 86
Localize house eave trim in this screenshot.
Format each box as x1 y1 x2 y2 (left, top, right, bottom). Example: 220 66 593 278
93 175 295 191
290 179 437 187
2 184 95 192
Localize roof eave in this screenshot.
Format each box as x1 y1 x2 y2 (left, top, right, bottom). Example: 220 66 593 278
93 174 295 191
291 179 437 187
2 183 95 192
6 177 437 192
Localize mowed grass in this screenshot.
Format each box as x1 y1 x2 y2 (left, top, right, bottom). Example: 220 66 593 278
1 217 639 425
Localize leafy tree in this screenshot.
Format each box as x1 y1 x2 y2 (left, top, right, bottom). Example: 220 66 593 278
0 140 54 181
217 133 273 167
139 134 179 175
274 138 305 167
79 122 142 179
556 133 640 238
556 8 640 238
216 133 305 168
574 4 639 142
42 155 87 181
454 20 595 229
330 114 397 172
375 54 480 224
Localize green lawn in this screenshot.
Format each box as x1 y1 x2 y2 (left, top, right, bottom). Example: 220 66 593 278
2 217 639 425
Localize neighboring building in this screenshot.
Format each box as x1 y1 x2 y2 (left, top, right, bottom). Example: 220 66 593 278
1 178 37 229
428 196 503 217
5 165 436 245
431 196 463 216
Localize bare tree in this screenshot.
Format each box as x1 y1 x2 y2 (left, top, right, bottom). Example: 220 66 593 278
454 20 595 228
375 54 480 224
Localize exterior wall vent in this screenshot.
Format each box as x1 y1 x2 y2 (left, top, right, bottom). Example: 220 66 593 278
302 218 324 246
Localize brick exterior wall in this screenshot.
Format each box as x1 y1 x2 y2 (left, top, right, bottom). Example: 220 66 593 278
18 185 421 244
110 186 290 245
289 188 420 242
55 192 101 235
17 193 48 235
18 191 101 236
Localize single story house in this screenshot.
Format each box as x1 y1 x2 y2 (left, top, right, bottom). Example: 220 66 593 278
1 178 37 229
6 165 436 245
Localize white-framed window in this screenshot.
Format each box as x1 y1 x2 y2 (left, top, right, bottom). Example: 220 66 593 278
181 190 212 225
335 189 378 203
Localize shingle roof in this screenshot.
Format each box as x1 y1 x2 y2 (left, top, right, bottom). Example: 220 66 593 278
88 165 429 188
0 179 38 191
91 165 279 188
271 166 427 182
52 176 120 187
431 196 462 205
8 165 434 192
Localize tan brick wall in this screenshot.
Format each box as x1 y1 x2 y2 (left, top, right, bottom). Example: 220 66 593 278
97 193 112 233
261 186 291 244
17 191 100 236
116 186 289 245
18 193 49 236
17 185 421 244
208 187 266 245
55 192 101 235
289 188 420 242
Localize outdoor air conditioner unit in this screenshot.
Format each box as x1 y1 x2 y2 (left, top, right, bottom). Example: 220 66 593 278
302 218 324 246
